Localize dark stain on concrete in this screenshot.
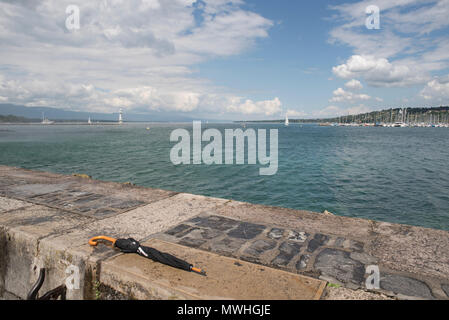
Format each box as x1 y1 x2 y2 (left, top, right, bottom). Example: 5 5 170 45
347 240 364 252
271 241 302 267
307 234 330 253
72 194 103 204
83 264 97 300
334 237 346 248
98 283 134 300
267 228 284 240
314 248 365 286
287 231 309 243
199 228 222 240
206 237 246 256
109 200 146 210
93 209 119 218
442 284 449 298
15 185 146 218
11 216 55 226
189 215 240 231
227 222 266 240
296 255 311 271
244 239 277 256
178 237 207 249
166 224 196 238
380 274 434 299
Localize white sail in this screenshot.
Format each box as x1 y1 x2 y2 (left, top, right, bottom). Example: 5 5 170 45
285 114 289 127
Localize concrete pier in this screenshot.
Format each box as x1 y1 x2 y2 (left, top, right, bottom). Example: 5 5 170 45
0 165 448 300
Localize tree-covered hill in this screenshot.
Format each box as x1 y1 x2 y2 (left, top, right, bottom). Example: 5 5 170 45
0 114 39 123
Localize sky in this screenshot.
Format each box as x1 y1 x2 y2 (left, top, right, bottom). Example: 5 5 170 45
0 0 449 120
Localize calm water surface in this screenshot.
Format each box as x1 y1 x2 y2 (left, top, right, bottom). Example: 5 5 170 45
1 123 448 231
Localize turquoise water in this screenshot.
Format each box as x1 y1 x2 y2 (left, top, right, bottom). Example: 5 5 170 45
1 123 448 231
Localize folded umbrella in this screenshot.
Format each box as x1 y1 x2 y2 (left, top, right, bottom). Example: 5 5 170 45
89 236 206 276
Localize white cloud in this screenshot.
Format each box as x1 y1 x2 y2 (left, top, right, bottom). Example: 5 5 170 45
384 0 449 35
286 109 307 117
226 97 282 116
328 0 449 91
420 76 449 102
0 0 276 118
328 0 449 57
329 87 370 103
315 104 371 117
177 9 273 56
316 105 341 117
0 73 286 117
103 97 134 109
345 79 363 90
329 28 412 60
346 104 371 115
332 55 426 87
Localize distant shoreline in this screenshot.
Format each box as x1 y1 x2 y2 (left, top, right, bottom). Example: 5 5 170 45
0 122 121 125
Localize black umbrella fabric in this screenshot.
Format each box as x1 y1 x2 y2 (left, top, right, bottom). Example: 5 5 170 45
89 236 206 276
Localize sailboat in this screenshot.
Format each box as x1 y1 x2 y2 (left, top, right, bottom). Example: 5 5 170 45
88 117 92 125
393 108 408 127
41 112 54 125
285 113 289 127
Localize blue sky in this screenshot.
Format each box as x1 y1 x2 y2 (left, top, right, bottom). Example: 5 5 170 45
196 0 343 115
0 0 448 120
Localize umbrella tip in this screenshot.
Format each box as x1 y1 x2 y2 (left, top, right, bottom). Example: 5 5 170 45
191 267 207 277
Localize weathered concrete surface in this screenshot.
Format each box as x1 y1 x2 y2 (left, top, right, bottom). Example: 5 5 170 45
100 239 326 300
369 221 449 280
442 284 449 298
379 273 434 300
210 201 449 297
37 193 230 300
0 166 232 299
41 193 229 275
0 196 33 213
0 204 93 237
0 165 448 300
154 208 449 299
0 166 175 219
324 286 394 300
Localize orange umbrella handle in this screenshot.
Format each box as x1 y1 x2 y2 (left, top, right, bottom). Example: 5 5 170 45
89 236 117 247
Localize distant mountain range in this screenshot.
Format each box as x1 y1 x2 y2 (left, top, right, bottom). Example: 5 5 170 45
0 103 219 123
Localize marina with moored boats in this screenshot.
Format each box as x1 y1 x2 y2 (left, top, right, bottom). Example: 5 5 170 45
249 106 449 128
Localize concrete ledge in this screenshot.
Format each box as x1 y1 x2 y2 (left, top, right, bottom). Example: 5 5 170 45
0 166 448 300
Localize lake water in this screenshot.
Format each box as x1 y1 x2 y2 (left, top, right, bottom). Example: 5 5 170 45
1 123 448 231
